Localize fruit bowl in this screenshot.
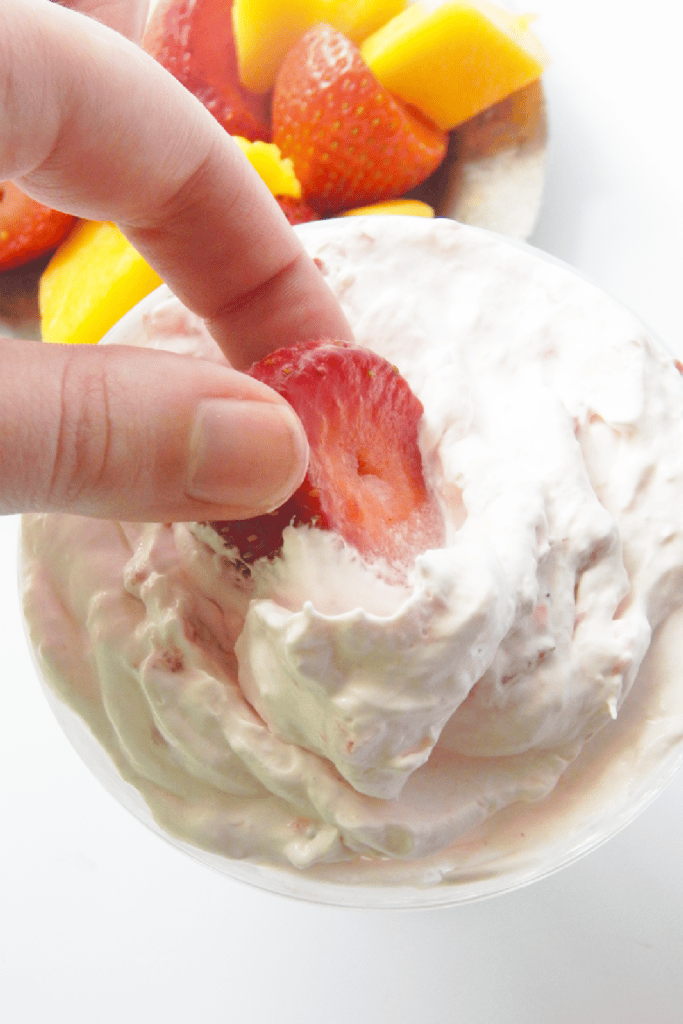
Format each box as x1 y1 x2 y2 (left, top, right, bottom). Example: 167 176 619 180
0 74 547 341
20 217 683 909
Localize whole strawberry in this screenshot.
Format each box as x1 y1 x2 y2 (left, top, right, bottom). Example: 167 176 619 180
143 0 271 142
209 339 444 569
272 24 448 215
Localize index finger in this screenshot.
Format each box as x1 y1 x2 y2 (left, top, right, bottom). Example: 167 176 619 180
1 0 353 367
50 0 150 41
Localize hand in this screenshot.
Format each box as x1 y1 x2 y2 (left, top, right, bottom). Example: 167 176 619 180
0 0 353 521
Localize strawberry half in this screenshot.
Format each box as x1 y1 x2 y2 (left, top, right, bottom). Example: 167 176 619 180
0 181 76 273
272 24 448 215
142 0 271 142
209 339 444 568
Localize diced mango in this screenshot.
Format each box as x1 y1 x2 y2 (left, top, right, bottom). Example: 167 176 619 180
40 221 161 345
341 199 434 217
232 137 302 198
232 0 313 94
360 1 549 131
233 0 408 93
319 0 409 45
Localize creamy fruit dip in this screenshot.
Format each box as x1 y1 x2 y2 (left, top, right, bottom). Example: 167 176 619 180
21 218 683 895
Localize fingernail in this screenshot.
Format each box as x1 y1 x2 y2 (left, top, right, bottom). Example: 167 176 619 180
187 399 309 512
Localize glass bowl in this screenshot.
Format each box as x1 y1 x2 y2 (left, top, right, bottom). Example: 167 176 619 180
20 218 683 909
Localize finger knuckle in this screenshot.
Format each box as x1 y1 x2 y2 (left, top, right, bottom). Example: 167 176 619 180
48 351 113 508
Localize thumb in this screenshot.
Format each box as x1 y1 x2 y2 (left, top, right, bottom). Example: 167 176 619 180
0 337 309 522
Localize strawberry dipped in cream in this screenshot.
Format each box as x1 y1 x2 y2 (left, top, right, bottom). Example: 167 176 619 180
21 218 683 895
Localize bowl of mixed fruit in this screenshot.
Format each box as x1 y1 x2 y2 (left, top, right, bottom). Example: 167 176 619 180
0 0 548 343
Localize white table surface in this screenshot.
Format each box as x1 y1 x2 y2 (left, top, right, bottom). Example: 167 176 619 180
3 1 683 1021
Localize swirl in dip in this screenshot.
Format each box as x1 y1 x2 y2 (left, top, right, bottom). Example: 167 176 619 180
21 218 683 891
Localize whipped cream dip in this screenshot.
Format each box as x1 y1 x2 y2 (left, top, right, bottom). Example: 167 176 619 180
21 218 683 895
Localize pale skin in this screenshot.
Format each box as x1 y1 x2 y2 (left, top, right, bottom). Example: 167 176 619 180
0 0 354 521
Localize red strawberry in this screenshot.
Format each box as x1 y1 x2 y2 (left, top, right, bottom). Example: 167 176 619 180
142 0 271 141
276 195 319 225
272 24 448 215
209 339 444 568
0 181 76 272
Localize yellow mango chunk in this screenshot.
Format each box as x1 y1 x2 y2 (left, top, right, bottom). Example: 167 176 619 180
361 1 549 131
40 221 161 345
233 0 408 93
232 137 302 198
341 199 434 217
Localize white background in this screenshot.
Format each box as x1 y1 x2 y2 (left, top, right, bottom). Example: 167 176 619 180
3 0 683 1020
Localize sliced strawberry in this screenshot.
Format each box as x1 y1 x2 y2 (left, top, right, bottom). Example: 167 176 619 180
142 0 271 141
209 339 444 568
276 195 319 225
272 24 448 215
0 181 76 272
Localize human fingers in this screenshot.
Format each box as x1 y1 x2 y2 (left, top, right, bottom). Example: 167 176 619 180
1 0 353 368
0 337 308 521
49 0 150 41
